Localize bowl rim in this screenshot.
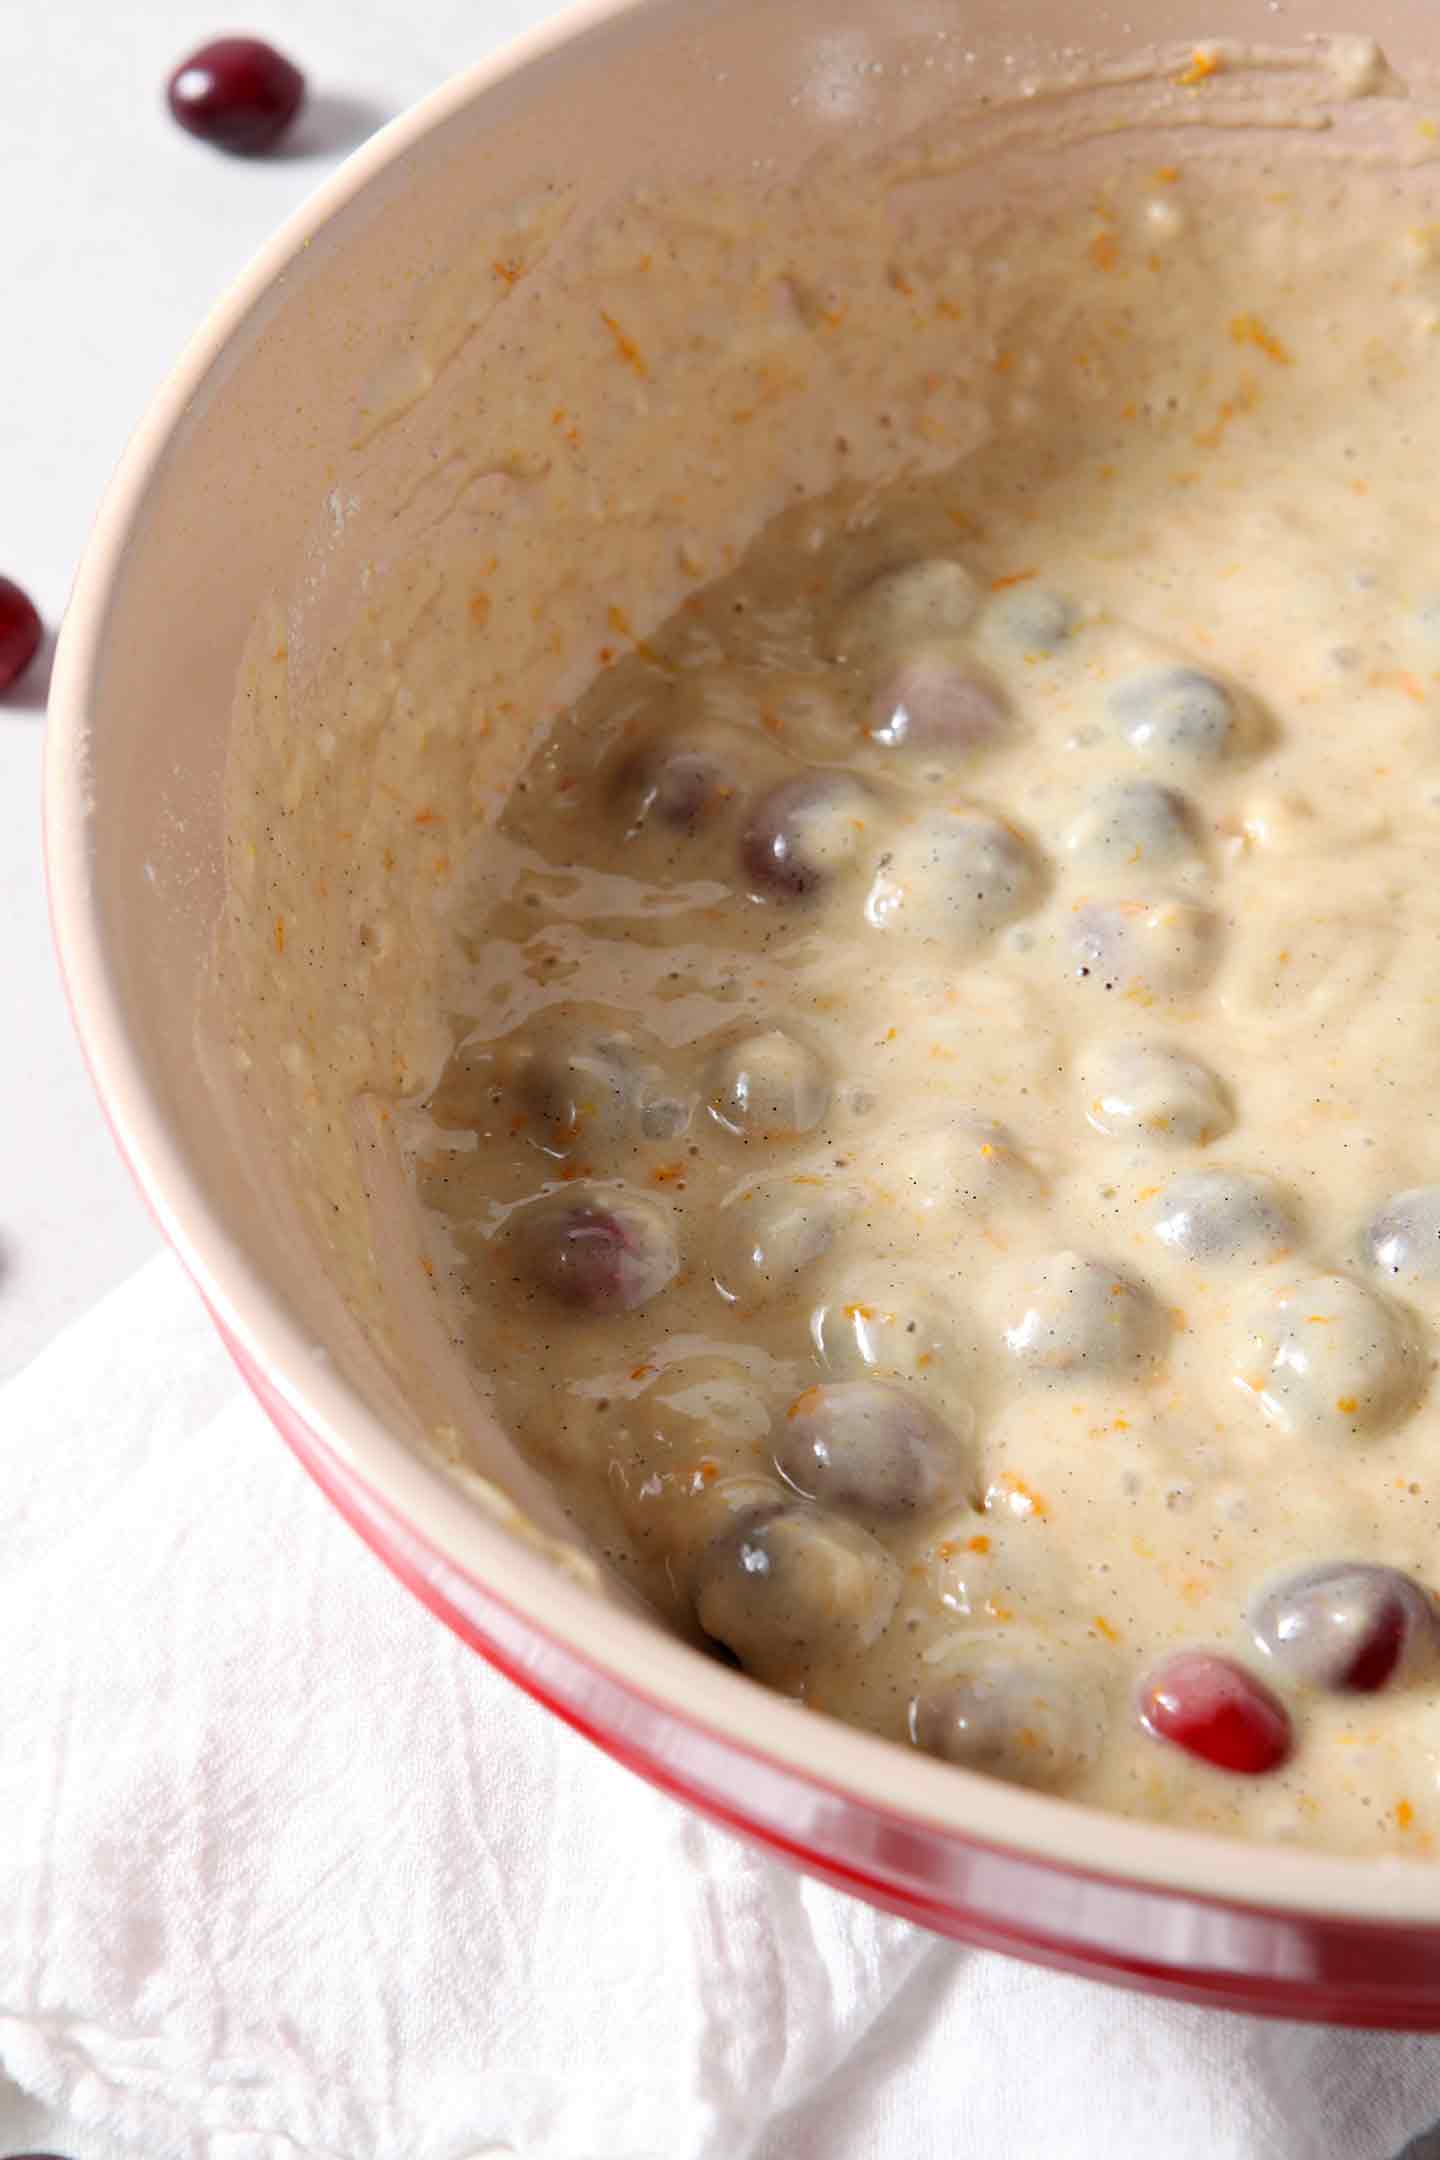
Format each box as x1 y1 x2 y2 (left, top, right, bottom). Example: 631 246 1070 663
43 0 1440 1925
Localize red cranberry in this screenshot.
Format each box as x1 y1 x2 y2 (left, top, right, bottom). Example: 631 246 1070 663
1139 1650 1292 1774
0 576 42 692
166 37 306 152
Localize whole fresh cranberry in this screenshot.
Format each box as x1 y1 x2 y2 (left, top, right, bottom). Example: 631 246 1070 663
1139 1650 1292 1774
1250 1563 1438 1694
0 576 42 692
166 37 306 152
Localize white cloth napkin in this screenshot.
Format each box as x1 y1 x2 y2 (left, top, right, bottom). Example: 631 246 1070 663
5 1258 1440 2160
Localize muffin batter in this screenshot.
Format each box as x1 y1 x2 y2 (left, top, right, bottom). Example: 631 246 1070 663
221 38 1440 1853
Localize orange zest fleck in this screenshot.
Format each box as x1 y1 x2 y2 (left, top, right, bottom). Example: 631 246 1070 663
996 1472 1050 1520
469 590 492 627
1194 375 1260 450
605 601 665 668
1155 164 1180 184
600 309 648 378
1337 1396 1359 1415
1397 1799 1416 1830
1177 47 1221 86
787 1386 824 1420
1229 312 1292 364
413 806 443 827
965 1534 991 1554
1369 667 1427 704
1092 1615 1121 1644
651 1163 687 1185
984 1597 1015 1622
273 916 286 955
630 1363 656 1382
492 257 525 286
1089 232 1120 273
991 569 1039 591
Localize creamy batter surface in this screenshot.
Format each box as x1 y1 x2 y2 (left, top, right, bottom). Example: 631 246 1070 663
223 41 1440 1853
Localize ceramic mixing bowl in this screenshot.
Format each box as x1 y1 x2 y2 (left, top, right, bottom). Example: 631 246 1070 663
45 0 1440 2024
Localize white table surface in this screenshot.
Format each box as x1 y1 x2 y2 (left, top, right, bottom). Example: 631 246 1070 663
8 5 1440 2157
1 0 549 1385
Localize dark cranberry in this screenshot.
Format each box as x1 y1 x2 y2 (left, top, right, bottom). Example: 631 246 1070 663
1250 1563 1438 1693
0 576 43 692
1069 894 1216 998
866 811 1041 942
1110 666 1242 765
694 1503 900 1677
867 650 1009 755
774 1380 969 1517
1139 1651 1291 1773
911 1658 1105 1789
504 1185 678 1314
1064 779 1199 873
613 738 734 837
704 1026 830 1138
166 37 306 152
826 557 979 662
1151 1169 1297 1265
1080 1037 1231 1148
1001 1250 1165 1377
1366 1186 1440 1286
515 1024 638 1146
741 772 874 898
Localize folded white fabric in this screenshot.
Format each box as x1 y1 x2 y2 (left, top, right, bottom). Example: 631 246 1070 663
4 1258 1440 2160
